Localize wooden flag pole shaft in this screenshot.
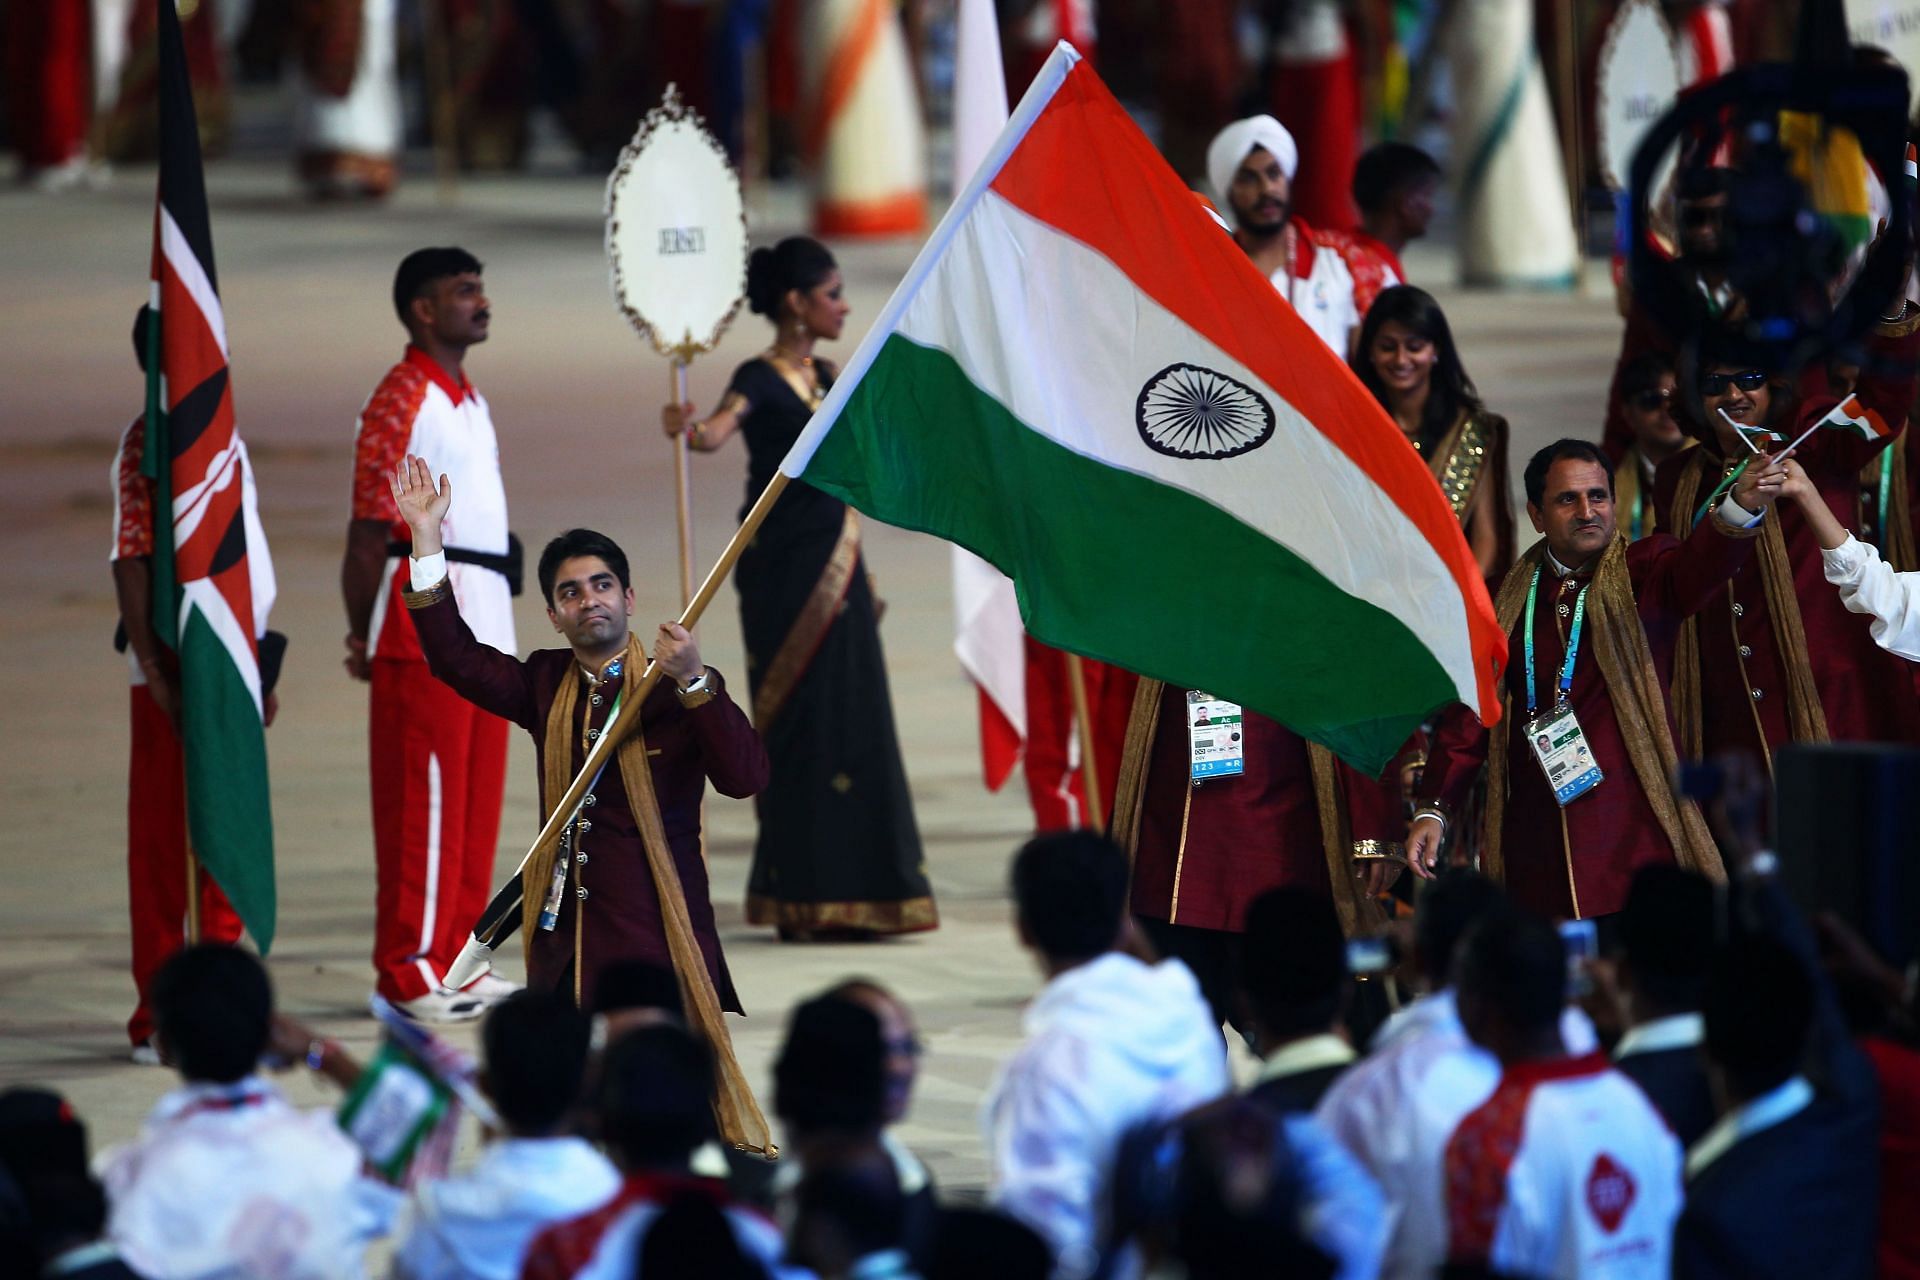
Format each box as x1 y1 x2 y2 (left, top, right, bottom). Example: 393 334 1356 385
671 359 696 607
494 472 793 893
1064 653 1104 830
185 844 201 944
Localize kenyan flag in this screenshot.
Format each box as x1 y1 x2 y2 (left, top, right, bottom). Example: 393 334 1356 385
143 0 276 949
781 43 1505 774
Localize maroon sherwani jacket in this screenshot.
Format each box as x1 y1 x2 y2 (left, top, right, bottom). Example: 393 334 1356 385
1652 325 1920 766
411 593 769 1011
1130 686 1404 932
1419 517 1751 920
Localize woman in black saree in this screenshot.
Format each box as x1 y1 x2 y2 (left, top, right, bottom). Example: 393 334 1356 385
663 237 937 940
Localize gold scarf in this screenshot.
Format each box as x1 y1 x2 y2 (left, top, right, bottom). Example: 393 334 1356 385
1109 678 1385 937
535 634 774 1156
1666 454 1828 765
1484 538 1724 885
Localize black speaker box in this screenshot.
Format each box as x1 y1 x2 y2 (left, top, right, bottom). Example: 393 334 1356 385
1773 743 1920 968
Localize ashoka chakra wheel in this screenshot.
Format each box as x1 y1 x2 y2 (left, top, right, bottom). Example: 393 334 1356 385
1135 363 1276 460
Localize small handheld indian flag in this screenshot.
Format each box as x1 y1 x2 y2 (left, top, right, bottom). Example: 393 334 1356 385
1818 393 1894 442
776 42 1505 774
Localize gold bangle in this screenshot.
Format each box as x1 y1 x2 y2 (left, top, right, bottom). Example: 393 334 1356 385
403 577 452 609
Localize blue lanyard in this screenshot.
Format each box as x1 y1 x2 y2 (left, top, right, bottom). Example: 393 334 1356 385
1523 563 1589 716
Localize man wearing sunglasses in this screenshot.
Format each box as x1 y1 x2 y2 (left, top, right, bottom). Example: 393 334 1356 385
1601 168 1743 464
1616 354 1693 541
1652 318 1920 775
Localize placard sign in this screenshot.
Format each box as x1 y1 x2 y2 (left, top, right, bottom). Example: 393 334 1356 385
606 85 748 358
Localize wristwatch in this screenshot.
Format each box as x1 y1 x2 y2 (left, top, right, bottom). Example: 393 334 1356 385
676 669 715 707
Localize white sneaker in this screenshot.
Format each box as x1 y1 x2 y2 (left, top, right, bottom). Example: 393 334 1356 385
393 989 486 1024
462 972 522 1003
130 1038 162 1067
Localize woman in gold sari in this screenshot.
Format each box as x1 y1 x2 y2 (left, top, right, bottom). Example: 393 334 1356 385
663 237 935 941
1352 285 1515 587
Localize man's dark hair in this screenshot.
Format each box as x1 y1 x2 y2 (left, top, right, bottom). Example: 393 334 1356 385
538 528 631 607
1413 870 1506 988
1010 830 1129 963
1616 865 1717 1015
927 1208 1052 1280
1619 351 1676 404
393 247 483 327
0 1088 104 1256
1703 935 1813 1100
1456 907 1567 1037
150 945 272 1084
1524 438 1615 507
774 996 886 1135
598 1024 716 1169
482 991 592 1134
591 959 685 1021
1351 142 1441 214
795 1159 908 1260
1238 888 1347 1043
639 1193 768 1280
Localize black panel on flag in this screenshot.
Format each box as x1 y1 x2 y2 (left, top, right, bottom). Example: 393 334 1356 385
167 367 227 458
155 0 217 292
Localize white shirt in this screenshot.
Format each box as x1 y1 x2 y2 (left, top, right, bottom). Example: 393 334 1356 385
1685 1074 1815 1178
1315 990 1599 1280
390 1135 621 1280
1822 533 1920 661
100 1076 398 1280
1442 1055 1683 1279
982 953 1230 1279
1613 1011 1704 1061
1271 240 1360 356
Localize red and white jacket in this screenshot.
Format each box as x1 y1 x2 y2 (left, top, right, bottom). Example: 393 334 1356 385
353 345 514 661
1442 1053 1683 1279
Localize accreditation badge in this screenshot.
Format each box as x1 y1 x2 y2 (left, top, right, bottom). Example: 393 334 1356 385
1187 690 1245 781
1526 704 1604 805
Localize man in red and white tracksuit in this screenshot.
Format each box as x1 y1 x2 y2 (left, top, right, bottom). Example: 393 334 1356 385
342 247 516 1021
1436 909 1681 1278
111 311 274 1060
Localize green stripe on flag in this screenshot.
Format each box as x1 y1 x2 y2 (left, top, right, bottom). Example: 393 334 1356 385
802 335 1455 775
178 606 276 952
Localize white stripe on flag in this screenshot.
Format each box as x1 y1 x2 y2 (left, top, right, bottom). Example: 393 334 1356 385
894 190 1476 702
160 207 231 360
181 580 264 714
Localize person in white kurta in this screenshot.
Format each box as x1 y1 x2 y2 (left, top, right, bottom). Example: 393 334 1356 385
390 992 622 1280
983 832 1230 1280
100 947 398 1280
1783 459 1920 660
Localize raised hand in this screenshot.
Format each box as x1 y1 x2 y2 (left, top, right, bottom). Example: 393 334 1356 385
389 454 452 557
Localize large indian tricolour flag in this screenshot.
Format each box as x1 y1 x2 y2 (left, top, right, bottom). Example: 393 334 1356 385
784 44 1506 773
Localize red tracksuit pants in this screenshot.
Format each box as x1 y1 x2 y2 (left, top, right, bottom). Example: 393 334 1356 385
127 685 244 1046
369 659 509 1002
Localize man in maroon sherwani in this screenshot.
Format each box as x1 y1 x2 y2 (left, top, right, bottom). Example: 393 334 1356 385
1115 682 1405 1027
1403 440 1784 921
1652 316 1920 771
392 455 769 1010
